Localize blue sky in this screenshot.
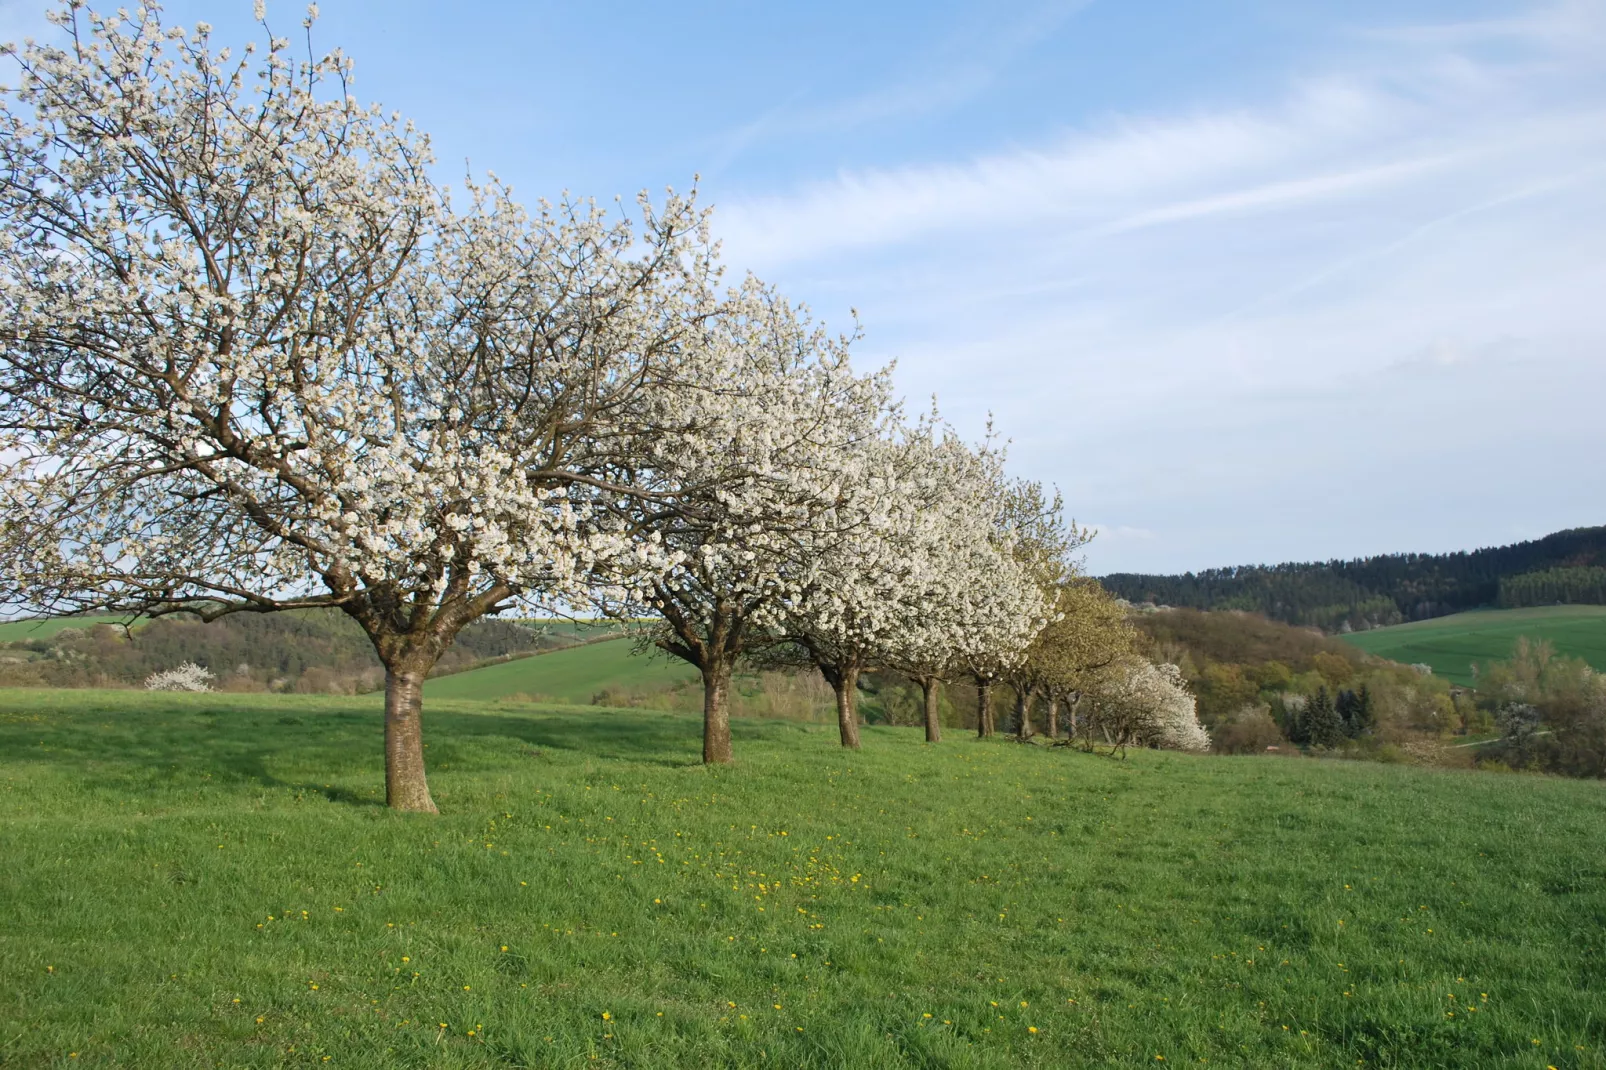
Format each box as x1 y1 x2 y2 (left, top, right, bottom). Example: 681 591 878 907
9 0 1604 574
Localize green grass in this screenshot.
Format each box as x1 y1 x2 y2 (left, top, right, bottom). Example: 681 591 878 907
0 615 134 641
3 689 1605 1068
1341 605 1606 686
427 638 697 704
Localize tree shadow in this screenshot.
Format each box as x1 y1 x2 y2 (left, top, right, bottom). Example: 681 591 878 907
0 696 376 797
0 692 818 807
433 704 805 768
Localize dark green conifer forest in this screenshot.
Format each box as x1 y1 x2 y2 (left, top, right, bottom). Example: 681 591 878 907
1103 525 1606 632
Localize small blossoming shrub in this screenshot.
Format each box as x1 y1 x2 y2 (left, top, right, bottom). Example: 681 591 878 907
144 663 216 692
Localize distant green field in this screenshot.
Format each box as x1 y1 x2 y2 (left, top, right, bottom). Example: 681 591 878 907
0 614 133 641
3 688 1605 1067
427 637 697 703
516 618 632 639
1341 605 1606 686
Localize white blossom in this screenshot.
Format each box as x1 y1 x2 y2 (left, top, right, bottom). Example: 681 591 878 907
143 662 215 691
1085 660 1211 753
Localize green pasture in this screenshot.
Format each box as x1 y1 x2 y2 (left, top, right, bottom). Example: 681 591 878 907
427 638 697 704
1342 605 1606 686
515 619 636 641
3 689 1605 1068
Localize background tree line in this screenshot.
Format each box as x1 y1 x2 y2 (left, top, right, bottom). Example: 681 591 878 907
1122 608 1484 758
1496 566 1606 609
0 614 579 692
1102 526 1606 633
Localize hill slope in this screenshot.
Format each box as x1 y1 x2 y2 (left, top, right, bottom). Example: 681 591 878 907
2 689 1604 1067
425 637 696 703
1340 605 1606 686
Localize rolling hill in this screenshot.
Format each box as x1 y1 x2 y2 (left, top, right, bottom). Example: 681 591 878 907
1339 605 1606 686
425 636 697 703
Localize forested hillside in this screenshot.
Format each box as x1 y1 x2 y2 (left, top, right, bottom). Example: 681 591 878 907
1103 525 1606 632
1125 607 1475 753
0 612 596 692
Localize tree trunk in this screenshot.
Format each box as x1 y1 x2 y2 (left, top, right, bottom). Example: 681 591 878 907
384 660 438 813
702 660 734 764
921 676 942 743
834 664 862 749
1046 694 1059 739
1015 685 1036 740
976 678 994 738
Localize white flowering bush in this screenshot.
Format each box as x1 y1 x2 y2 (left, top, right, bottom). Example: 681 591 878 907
1085 660 1211 754
143 662 215 692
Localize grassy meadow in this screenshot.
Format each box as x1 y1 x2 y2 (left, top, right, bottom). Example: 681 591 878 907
1341 605 1606 686
426 639 697 704
3 689 1605 1067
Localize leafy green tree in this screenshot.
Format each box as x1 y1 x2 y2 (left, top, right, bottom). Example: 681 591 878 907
1336 685 1374 737
1304 686 1344 747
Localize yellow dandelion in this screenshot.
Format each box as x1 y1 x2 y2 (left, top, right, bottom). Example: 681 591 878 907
1028 1026 1038 1034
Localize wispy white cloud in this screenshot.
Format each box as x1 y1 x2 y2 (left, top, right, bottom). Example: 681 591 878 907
794 0 1093 130
1360 0 1606 51
702 0 1092 173
1095 153 1465 235
711 1 1606 572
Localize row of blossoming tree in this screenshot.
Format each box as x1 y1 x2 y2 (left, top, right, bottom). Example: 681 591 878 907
0 3 1207 811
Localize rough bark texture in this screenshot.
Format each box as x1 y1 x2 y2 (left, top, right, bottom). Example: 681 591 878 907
1015 685 1036 740
1046 694 1060 739
383 662 437 813
976 678 995 738
347 583 510 813
921 676 942 743
835 666 862 749
702 661 734 764
820 661 862 749
653 592 747 765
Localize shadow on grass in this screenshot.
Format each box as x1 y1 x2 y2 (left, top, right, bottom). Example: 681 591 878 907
437 703 824 770
0 690 818 806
